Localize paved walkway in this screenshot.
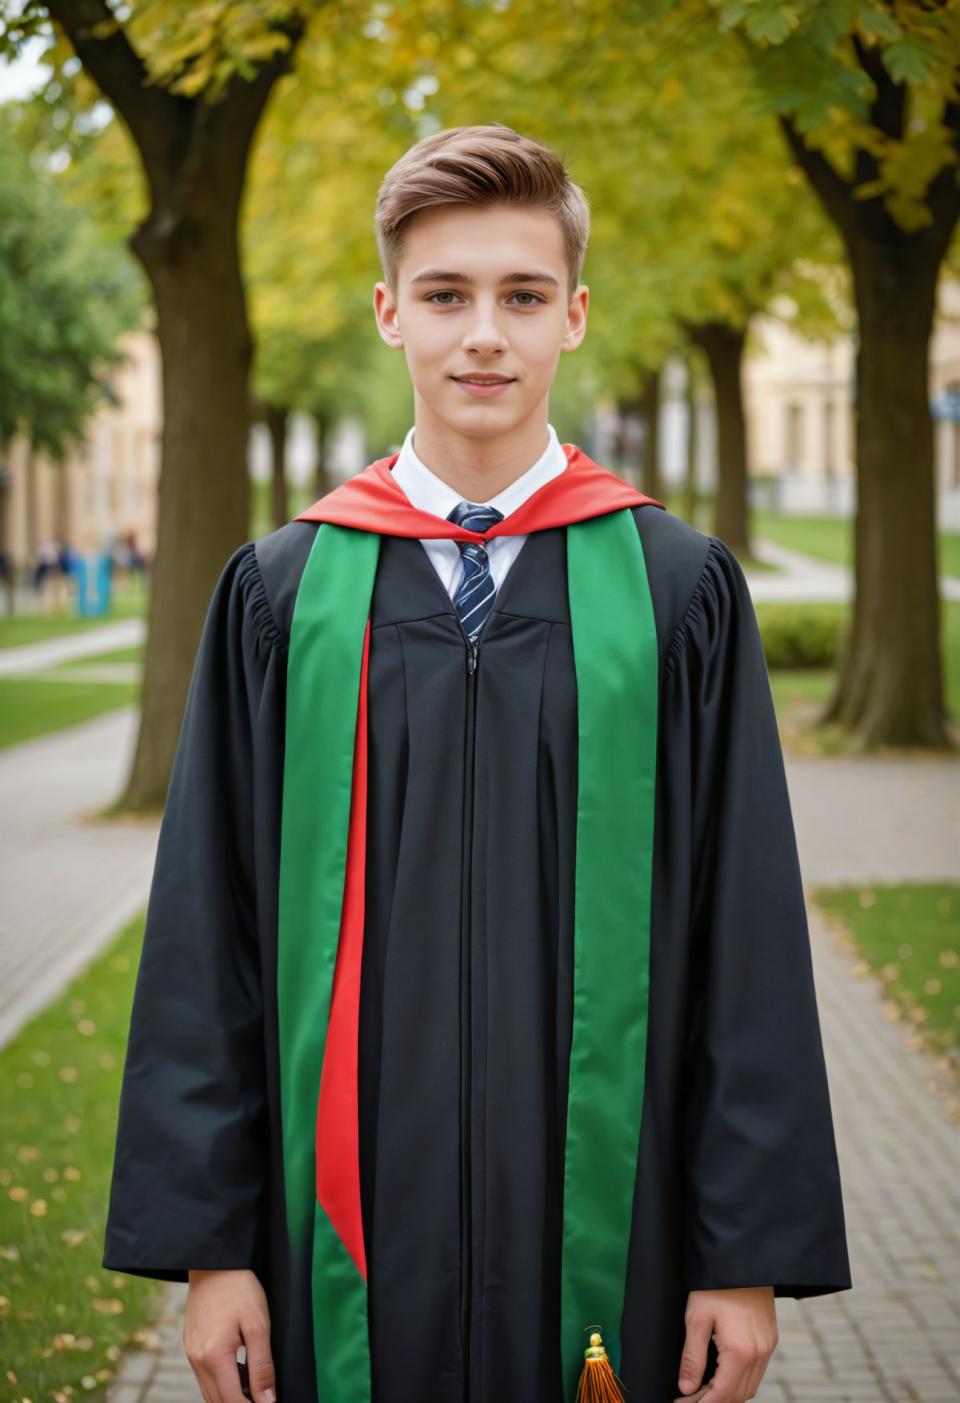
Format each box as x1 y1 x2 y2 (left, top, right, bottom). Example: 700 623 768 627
788 754 960 886
102 749 960 1402
0 617 144 675
2 564 956 1401
0 707 159 1049
745 538 960 603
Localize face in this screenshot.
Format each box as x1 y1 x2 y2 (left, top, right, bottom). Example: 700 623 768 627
373 204 588 443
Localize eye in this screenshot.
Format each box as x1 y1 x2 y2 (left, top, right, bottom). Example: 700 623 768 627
425 290 462 304
510 291 544 306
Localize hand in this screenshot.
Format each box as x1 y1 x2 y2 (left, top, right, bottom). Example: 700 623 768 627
674 1287 778 1403
184 1268 277 1403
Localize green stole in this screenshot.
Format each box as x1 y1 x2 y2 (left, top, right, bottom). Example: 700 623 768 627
277 506 658 1402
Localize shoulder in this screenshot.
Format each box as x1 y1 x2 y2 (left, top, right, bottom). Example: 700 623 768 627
628 504 755 674
252 520 320 644
628 503 729 661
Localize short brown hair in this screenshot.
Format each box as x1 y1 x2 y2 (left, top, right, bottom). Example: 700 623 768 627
375 122 590 300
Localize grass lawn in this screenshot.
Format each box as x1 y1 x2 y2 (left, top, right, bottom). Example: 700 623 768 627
812 884 960 1078
0 911 167 1403
50 646 144 671
751 507 960 578
664 494 960 578
762 599 959 754
0 680 139 752
0 585 147 651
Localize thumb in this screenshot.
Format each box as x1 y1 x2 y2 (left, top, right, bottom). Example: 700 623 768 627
677 1310 711 1395
242 1317 277 1403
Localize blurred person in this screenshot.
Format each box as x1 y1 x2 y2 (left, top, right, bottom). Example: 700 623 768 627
103 125 851 1403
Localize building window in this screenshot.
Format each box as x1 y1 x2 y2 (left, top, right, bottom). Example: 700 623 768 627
785 402 804 472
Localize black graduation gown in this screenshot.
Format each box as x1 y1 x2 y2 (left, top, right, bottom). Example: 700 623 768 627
102 501 852 1402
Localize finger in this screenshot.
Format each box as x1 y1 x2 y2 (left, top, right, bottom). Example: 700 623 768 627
193 1363 222 1403
744 1344 773 1400
242 1318 277 1403
677 1308 713 1395
211 1348 249 1403
700 1343 750 1403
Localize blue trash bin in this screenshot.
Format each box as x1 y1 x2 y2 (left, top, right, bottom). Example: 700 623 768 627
74 551 113 616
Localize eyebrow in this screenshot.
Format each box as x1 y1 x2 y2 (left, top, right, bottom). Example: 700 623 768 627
409 269 561 289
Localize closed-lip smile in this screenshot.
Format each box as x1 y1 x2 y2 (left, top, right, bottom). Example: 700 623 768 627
453 373 515 383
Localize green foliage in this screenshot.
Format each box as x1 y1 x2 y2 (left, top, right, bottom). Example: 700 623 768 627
0 105 145 458
0 0 306 101
710 0 960 231
755 601 845 668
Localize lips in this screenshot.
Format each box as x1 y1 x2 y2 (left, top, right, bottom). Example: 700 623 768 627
453 375 515 384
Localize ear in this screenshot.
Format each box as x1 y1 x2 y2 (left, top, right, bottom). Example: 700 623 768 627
561 284 589 352
374 281 404 348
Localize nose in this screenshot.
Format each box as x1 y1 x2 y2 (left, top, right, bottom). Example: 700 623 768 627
461 295 509 358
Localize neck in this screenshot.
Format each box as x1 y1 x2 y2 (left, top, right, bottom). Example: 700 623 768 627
410 396 552 501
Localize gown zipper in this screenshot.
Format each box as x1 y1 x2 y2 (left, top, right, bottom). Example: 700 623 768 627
460 630 480 1399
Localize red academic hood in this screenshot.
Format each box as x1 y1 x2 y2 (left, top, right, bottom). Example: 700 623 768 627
294 442 664 541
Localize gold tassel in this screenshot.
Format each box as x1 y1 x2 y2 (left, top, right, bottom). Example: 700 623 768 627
575 1325 627 1401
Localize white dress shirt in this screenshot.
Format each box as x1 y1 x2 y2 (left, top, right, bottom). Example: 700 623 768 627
389 422 569 600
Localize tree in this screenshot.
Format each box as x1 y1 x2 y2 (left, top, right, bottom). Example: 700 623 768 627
712 0 960 746
1 0 306 807
0 104 142 587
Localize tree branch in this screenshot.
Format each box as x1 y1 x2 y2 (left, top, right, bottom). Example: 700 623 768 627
46 2 304 219
924 96 960 262
778 114 856 244
44 0 177 158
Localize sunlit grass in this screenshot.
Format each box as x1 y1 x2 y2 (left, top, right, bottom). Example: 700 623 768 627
48 647 144 671
751 508 960 578
813 885 960 1076
0 911 165 1403
0 681 138 752
0 580 147 650
761 600 959 754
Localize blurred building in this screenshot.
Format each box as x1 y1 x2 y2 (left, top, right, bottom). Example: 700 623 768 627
4 288 960 573
3 329 161 568
744 276 960 527
656 278 960 528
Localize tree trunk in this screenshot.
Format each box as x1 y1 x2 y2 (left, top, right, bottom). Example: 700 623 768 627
692 321 751 554
777 102 958 749
820 242 949 747
0 440 12 616
638 369 662 502
266 403 289 529
312 412 334 499
53 460 70 544
683 348 700 528
23 441 38 573
611 397 630 480
44 0 304 811
124 211 254 810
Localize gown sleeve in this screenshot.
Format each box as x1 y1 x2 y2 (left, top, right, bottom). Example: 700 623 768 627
102 541 282 1283
665 535 852 1300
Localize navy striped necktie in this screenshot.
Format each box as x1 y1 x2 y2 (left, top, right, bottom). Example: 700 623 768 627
446 499 505 641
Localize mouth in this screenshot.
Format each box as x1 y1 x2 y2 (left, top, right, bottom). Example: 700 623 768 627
452 374 515 384
451 373 516 397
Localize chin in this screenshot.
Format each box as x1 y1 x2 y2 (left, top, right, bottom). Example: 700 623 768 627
452 407 525 437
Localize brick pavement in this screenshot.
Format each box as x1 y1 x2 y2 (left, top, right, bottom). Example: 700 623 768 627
0 707 159 1049
5 570 953 1402
108 898 960 1402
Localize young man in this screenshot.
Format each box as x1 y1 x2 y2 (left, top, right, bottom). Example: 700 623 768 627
103 123 851 1403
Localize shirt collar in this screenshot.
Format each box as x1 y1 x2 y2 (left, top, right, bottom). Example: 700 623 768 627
390 422 567 522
